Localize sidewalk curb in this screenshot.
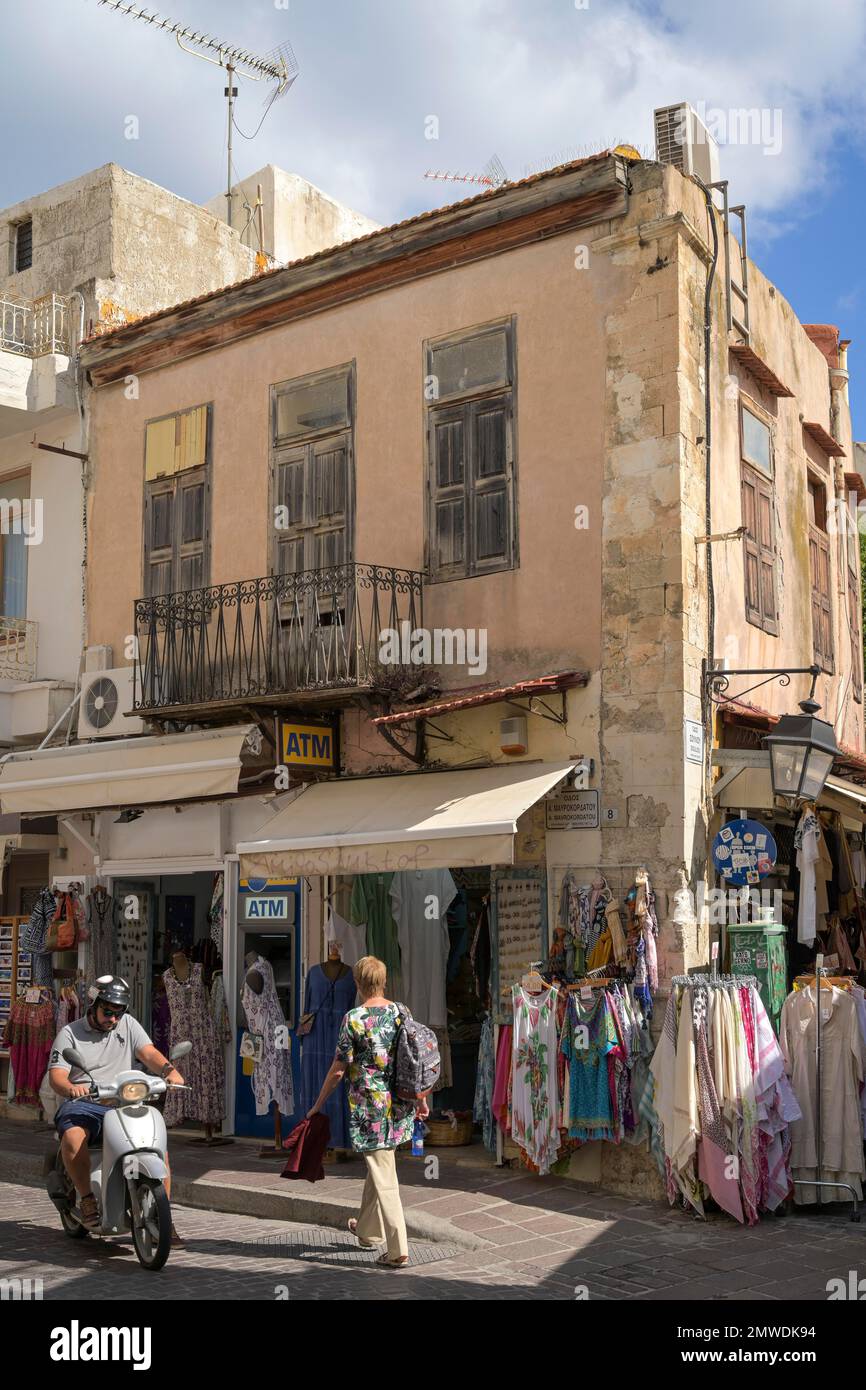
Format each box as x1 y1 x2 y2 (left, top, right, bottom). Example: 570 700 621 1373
0 1152 483 1251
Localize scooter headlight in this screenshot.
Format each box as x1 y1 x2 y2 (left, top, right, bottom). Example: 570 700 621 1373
119 1081 149 1102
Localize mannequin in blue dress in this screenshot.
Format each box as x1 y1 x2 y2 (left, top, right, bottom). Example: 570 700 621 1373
300 942 357 1153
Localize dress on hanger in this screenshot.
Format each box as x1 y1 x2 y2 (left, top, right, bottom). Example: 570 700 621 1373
85 887 118 979
299 963 356 1148
241 954 294 1118
511 983 560 1175
163 962 225 1127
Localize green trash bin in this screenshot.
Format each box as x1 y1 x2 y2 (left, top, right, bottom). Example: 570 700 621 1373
726 921 788 1034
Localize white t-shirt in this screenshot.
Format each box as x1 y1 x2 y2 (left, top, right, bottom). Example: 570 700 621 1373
390 869 458 1028
323 907 367 968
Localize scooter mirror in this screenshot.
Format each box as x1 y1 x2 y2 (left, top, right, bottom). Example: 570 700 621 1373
170 1041 192 1060
62 1047 87 1069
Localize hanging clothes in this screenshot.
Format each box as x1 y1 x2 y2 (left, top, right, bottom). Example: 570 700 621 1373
561 990 620 1141
241 954 294 1118
210 971 231 1047
3 996 55 1105
389 869 458 1029
85 886 117 980
469 898 492 1006
162 962 225 1128
208 872 225 953
19 888 56 989
299 963 356 1149
510 983 560 1175
491 1023 512 1134
473 1014 496 1152
349 874 401 995
780 983 866 1204
323 906 366 969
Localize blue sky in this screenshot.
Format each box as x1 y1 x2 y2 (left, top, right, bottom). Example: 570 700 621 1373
3 0 865 434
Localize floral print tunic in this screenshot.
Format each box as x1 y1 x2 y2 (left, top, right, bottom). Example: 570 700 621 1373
335 1003 416 1152
511 984 561 1175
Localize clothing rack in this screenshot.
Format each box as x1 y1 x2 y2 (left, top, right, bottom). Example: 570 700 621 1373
793 954 860 1221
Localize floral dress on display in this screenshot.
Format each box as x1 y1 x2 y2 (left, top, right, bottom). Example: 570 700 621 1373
335 1002 416 1153
511 983 560 1175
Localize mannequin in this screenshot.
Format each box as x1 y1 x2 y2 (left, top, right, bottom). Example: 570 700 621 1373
299 941 356 1156
242 950 293 1157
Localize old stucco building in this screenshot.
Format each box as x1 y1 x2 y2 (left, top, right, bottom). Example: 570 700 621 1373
3 148 861 1184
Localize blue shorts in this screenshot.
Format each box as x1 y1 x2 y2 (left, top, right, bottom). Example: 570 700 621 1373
55 1099 108 1146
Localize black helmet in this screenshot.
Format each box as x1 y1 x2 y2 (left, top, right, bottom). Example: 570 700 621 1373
92 975 130 1012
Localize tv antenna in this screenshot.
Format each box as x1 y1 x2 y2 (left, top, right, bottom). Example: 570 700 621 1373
95 1 299 225
424 154 509 191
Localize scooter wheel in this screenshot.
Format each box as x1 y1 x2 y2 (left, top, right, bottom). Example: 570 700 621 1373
129 1179 172 1271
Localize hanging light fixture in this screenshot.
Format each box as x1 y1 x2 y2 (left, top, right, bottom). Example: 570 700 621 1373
764 703 838 804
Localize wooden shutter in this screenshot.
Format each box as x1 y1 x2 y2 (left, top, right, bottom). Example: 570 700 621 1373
809 529 833 671
741 464 778 634
274 445 307 576
741 467 761 626
849 571 862 702
144 481 175 597
273 435 351 576
429 406 468 578
177 468 208 592
471 397 512 572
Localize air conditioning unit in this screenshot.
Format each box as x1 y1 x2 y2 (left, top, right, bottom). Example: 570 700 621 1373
77 666 144 740
654 102 720 186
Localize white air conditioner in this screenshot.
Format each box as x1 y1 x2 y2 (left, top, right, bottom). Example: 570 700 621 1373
77 666 145 740
654 102 720 186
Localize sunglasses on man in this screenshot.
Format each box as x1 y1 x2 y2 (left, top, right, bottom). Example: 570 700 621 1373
98 1003 127 1019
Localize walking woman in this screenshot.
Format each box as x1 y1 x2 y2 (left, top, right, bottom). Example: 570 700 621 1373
307 954 427 1268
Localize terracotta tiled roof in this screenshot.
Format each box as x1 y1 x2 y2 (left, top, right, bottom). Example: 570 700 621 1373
803 421 846 457
720 698 866 782
371 671 590 726
728 343 793 398
802 324 840 368
83 151 617 347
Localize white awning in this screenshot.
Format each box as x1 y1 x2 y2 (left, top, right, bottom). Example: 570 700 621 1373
238 760 578 877
0 724 257 814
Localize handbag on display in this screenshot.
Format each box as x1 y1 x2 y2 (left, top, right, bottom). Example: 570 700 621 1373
45 893 81 952
296 972 338 1038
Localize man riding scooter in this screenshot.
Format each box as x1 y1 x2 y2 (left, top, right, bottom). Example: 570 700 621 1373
48 975 185 1241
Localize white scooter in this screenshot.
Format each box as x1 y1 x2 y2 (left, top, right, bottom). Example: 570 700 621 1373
45 1040 192 1271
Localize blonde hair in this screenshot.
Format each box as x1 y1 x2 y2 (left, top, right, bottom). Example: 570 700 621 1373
353 955 387 996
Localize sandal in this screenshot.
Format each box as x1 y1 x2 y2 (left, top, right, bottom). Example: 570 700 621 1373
376 1253 408 1268
79 1194 100 1230
347 1218 379 1249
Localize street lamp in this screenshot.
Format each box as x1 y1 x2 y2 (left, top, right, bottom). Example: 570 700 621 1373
764 709 838 805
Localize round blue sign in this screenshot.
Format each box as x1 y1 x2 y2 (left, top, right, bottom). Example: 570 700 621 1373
712 818 777 886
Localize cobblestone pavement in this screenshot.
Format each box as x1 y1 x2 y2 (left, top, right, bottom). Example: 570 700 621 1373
3 1180 866 1301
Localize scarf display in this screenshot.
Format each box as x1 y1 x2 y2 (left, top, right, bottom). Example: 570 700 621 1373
648 975 801 1224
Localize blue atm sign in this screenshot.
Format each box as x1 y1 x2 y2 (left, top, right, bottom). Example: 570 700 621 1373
243 896 290 921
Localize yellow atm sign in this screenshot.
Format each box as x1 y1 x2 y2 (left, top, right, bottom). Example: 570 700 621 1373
280 720 335 770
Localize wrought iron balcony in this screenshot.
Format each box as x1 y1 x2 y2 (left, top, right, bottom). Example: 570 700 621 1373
0 293 73 357
0 617 38 682
132 564 424 715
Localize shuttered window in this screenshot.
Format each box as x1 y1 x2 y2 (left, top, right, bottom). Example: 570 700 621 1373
807 477 833 672
741 462 778 635
270 366 353 578
143 404 211 597
847 492 863 702
426 321 516 581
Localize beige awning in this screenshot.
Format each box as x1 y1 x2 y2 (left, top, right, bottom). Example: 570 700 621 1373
716 761 866 826
0 724 257 814
238 760 577 877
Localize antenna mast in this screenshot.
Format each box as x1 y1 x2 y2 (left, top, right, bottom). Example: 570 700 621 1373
96 0 299 225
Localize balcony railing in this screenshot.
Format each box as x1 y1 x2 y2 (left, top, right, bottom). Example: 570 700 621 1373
0 617 38 682
132 564 424 713
0 293 73 357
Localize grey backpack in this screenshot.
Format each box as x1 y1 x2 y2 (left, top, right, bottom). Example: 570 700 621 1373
392 1006 440 1100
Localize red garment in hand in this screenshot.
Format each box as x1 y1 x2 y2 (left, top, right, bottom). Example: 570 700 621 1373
280 1113 331 1182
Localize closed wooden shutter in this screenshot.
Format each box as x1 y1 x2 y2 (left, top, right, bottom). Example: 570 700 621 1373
272 435 351 576
430 407 467 577
809 528 833 671
471 397 512 571
849 570 862 702
741 464 778 634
